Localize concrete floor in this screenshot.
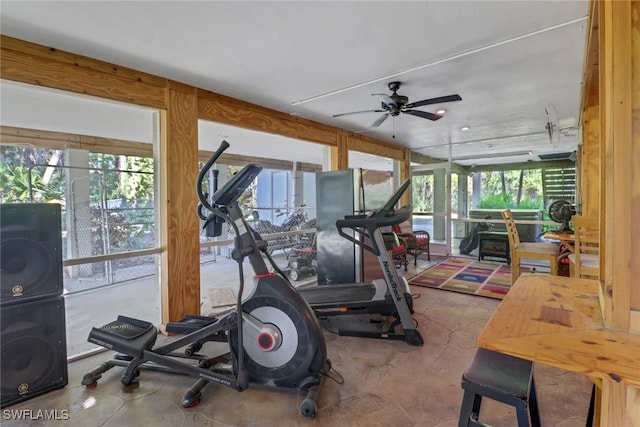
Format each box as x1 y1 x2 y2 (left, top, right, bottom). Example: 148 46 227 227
3 253 592 426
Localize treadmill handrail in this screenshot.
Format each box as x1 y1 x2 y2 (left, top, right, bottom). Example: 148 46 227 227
334 179 412 256
336 205 412 255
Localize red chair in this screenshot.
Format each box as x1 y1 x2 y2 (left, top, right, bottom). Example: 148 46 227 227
382 232 408 271
392 223 430 265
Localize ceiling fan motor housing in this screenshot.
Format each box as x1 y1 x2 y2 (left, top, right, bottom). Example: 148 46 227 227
392 95 408 106
388 81 402 92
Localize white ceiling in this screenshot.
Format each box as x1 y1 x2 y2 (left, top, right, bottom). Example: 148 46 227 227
0 1 589 169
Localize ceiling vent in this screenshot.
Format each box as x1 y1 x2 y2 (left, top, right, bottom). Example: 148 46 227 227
538 152 575 161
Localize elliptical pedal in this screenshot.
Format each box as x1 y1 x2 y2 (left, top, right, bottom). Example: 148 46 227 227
165 315 218 334
88 315 157 358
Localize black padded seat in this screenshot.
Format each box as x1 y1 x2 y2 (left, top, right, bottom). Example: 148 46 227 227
459 348 540 427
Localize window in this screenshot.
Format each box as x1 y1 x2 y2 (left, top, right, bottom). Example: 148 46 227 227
1 80 161 358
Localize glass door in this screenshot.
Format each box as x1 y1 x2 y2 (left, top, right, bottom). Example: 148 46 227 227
411 162 452 256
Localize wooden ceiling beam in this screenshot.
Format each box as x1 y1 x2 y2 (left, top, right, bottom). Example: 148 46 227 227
0 125 153 157
1 125 322 172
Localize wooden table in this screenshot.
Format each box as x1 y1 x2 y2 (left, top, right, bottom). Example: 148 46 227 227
478 274 640 425
544 229 575 253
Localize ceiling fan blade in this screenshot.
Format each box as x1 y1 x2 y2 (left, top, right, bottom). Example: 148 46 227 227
372 93 396 107
404 94 462 109
333 109 385 118
371 113 390 128
545 103 560 148
403 109 443 121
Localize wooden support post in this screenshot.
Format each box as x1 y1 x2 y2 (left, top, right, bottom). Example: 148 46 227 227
400 148 412 207
160 82 201 323
331 132 349 170
596 1 639 425
580 105 600 217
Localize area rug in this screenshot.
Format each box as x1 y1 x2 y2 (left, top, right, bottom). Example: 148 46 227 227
409 257 511 300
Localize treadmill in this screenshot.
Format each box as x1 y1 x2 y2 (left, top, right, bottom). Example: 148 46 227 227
299 179 424 346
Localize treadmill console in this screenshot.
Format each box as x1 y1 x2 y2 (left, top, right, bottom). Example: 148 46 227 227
373 179 411 219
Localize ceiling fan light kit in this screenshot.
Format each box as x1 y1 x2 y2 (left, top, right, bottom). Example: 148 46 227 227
333 81 462 129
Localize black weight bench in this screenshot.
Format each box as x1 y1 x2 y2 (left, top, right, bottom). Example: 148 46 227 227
459 348 540 427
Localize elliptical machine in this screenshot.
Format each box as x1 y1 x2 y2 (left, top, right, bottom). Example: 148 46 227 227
82 141 330 417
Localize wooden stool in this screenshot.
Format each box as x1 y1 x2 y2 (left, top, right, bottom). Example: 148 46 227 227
459 348 540 427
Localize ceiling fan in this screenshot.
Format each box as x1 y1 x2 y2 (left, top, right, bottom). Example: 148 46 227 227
545 103 577 149
333 81 462 128
545 103 561 148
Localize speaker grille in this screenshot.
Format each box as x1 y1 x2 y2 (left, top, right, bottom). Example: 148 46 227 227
1 203 63 305
1 296 68 408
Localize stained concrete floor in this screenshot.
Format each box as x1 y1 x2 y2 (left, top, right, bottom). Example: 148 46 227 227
3 253 593 426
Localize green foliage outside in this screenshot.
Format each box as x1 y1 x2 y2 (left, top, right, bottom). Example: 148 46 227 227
477 192 513 209
1 146 154 205
477 169 545 211
411 168 545 214
412 173 461 213
412 175 434 212
1 145 156 252
0 147 66 203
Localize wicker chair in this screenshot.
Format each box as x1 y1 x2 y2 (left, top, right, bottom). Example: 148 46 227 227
392 223 430 265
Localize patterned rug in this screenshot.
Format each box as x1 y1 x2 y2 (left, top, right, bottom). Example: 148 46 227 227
409 257 512 299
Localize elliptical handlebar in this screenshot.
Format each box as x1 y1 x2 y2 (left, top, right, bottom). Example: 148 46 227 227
195 140 262 238
197 140 230 213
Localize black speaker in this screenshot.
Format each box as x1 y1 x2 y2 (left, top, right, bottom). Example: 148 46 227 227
1 296 68 408
1 203 63 306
